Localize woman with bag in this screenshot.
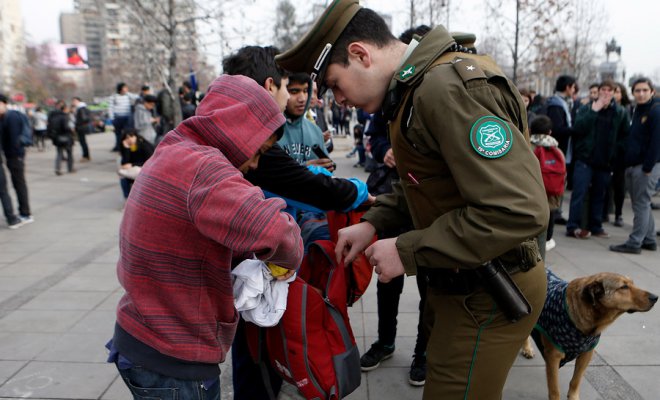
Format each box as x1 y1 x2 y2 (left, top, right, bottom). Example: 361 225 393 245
47 101 75 175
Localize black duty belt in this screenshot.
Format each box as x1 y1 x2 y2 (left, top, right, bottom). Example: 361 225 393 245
425 261 534 296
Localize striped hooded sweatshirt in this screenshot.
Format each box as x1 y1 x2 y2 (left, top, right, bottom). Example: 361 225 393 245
114 75 303 375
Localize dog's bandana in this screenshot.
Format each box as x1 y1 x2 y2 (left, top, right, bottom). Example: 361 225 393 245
532 269 601 367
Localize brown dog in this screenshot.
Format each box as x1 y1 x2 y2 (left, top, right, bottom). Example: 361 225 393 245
521 270 657 400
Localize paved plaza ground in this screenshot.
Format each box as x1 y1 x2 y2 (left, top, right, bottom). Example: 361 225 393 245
0 131 657 399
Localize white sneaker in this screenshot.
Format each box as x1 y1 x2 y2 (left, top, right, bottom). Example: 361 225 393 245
546 238 556 251
19 215 34 224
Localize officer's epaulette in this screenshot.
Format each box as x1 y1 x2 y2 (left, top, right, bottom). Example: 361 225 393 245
451 57 486 83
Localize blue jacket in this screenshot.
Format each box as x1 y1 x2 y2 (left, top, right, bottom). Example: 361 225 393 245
625 98 660 172
0 110 25 158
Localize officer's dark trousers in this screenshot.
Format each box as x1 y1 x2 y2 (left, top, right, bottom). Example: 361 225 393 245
423 263 546 400
376 269 428 356
6 157 30 217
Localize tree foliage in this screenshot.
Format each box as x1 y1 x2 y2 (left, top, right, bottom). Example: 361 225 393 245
274 0 298 50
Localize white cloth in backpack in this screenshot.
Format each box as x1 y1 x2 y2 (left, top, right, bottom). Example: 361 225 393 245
232 259 295 327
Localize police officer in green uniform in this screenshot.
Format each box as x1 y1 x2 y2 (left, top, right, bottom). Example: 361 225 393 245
276 1 549 399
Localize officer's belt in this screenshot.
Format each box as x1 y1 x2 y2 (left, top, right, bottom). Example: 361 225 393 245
425 239 540 295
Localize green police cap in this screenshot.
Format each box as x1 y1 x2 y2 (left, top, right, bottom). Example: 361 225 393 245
451 32 477 51
275 0 361 98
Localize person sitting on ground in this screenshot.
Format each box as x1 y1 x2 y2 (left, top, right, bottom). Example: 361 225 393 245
118 129 154 199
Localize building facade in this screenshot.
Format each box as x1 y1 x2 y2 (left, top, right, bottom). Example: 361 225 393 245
0 0 27 94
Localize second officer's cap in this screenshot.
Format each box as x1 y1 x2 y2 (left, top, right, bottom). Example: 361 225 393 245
275 0 361 97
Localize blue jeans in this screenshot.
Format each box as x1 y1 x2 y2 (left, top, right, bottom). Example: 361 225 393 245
567 160 611 234
117 365 219 400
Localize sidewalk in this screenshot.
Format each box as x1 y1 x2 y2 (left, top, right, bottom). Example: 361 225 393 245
0 132 657 399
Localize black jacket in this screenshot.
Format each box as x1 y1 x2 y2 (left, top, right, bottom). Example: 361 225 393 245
245 144 357 210
625 98 660 172
47 110 73 147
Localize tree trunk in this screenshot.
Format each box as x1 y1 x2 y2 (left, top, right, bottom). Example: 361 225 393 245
168 0 183 124
513 0 520 84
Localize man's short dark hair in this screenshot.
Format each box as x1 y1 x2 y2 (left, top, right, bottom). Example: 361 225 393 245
554 75 576 92
330 8 397 66
530 115 552 135
398 24 432 45
288 72 310 86
599 79 616 90
631 77 655 93
72 96 82 102
143 94 157 103
0 94 8 104
116 82 127 94
223 46 287 89
589 83 599 90
141 85 150 92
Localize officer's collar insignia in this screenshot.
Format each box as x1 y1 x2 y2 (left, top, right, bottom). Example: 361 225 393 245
641 116 648 124
399 64 416 80
469 116 513 159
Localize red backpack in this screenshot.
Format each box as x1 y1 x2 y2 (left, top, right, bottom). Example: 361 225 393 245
246 240 361 400
534 145 566 196
326 207 375 306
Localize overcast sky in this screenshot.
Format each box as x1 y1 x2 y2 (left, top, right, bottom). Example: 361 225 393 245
19 0 660 83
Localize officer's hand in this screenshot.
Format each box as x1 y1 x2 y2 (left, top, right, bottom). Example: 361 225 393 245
323 130 332 142
365 238 405 283
383 148 396 168
307 158 335 172
335 222 376 264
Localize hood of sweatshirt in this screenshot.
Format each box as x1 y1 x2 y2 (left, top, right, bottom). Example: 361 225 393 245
174 74 285 168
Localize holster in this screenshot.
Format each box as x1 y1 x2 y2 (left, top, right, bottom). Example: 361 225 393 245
425 239 539 320
475 260 531 322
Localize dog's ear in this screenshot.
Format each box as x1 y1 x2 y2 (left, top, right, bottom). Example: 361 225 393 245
582 281 605 306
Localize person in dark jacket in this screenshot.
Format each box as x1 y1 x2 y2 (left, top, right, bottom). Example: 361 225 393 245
223 44 374 400
0 94 33 225
0 94 24 229
48 101 75 175
71 97 92 161
181 92 196 120
545 75 577 224
566 80 629 239
610 78 660 254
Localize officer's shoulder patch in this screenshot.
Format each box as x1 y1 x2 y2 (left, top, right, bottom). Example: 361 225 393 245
452 57 486 82
398 64 416 81
469 116 513 159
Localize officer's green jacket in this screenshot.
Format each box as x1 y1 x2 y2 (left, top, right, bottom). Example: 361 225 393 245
362 27 549 275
